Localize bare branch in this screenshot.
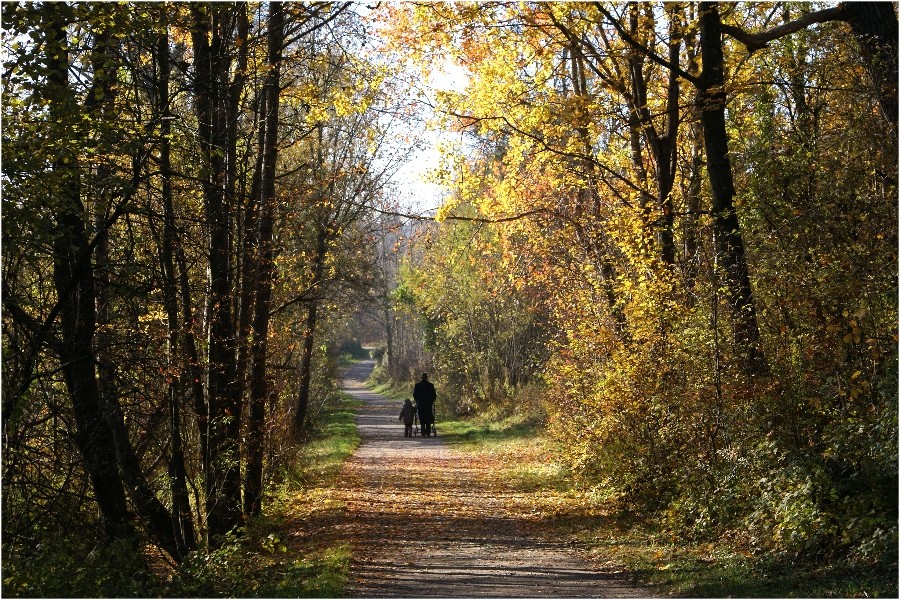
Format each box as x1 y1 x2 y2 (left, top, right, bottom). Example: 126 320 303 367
593 2 701 86
720 5 845 52
369 204 549 224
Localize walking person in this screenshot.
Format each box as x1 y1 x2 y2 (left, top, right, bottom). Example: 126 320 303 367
413 372 436 437
399 398 416 438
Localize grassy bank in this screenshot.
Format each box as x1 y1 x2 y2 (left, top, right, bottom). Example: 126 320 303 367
438 413 898 598
369 379 411 402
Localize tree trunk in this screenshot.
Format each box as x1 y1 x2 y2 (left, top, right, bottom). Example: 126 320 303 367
656 4 682 266
682 9 702 293
623 5 680 265
841 2 898 130
156 22 197 556
44 4 134 542
190 2 242 544
294 229 329 435
384 304 394 376
233 6 257 421
244 1 284 517
698 2 768 376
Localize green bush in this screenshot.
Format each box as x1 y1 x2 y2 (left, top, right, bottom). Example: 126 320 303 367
3 536 160 598
172 528 349 598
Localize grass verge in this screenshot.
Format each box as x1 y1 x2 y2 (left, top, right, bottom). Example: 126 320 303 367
439 412 898 598
368 379 411 401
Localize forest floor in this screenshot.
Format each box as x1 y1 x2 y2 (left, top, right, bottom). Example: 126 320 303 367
318 360 652 597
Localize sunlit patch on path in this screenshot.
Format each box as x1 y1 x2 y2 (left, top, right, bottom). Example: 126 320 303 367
337 360 649 598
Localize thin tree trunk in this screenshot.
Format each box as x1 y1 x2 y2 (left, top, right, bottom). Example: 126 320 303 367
157 22 197 556
566 44 628 340
625 4 680 265
244 1 284 517
656 5 682 266
294 229 329 435
233 6 257 419
682 8 703 293
384 304 394 376
190 2 242 544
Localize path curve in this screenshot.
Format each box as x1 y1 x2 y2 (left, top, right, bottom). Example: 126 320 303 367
338 360 650 598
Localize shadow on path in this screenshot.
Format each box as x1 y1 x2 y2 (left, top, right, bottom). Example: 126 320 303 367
338 360 651 598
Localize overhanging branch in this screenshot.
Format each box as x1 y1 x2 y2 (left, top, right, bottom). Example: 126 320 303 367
720 5 845 52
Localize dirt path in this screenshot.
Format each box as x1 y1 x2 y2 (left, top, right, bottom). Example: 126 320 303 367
336 361 651 598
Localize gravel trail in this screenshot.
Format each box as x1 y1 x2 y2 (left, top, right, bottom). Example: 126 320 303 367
337 360 651 598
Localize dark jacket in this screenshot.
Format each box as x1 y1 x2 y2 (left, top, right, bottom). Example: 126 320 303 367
399 401 416 425
413 379 436 422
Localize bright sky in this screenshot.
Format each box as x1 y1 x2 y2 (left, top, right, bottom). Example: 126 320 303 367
354 2 470 216
389 60 469 214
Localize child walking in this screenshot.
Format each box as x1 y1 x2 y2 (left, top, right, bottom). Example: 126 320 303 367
398 399 416 438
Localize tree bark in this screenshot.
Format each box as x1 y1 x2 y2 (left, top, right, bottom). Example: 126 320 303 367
294 229 329 435
384 304 395 376
233 6 257 419
623 4 680 265
244 1 284 517
156 21 197 557
44 3 134 542
698 2 768 376
190 2 242 544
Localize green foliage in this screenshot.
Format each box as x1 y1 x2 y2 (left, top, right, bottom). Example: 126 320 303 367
440 405 546 449
440 406 573 495
291 393 362 486
2 537 161 598
174 529 350 598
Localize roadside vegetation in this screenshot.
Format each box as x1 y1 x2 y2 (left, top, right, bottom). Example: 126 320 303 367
176 395 359 598
3 392 360 597
439 411 899 598
168 391 362 597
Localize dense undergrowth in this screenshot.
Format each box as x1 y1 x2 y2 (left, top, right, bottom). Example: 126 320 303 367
2 392 360 598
